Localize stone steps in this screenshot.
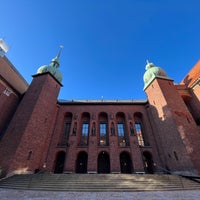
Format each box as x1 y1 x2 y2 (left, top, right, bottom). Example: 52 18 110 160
0 174 199 192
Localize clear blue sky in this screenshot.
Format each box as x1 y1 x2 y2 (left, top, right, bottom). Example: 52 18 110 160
1 0 200 100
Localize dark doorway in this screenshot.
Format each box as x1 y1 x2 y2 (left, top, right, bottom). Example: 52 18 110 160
54 151 66 173
98 151 110 173
120 152 133 174
143 151 154 174
76 151 88 173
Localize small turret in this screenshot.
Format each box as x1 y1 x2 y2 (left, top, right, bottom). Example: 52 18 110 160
143 61 170 90
37 48 63 83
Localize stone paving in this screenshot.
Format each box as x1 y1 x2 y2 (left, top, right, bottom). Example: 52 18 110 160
0 189 200 200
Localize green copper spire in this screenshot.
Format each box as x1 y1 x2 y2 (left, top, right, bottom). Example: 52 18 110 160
37 46 63 83
143 61 171 90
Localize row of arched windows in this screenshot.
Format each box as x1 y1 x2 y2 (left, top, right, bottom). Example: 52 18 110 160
61 111 148 147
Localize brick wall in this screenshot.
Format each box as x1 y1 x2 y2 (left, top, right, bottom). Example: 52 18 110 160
46 103 161 174
0 73 61 175
0 80 20 138
145 77 200 175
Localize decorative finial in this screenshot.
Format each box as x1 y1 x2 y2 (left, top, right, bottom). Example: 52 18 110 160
37 46 63 82
145 60 155 70
57 45 64 58
0 39 9 57
50 45 64 68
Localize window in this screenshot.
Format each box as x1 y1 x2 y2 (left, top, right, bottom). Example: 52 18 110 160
135 122 144 146
100 123 107 136
60 121 71 145
99 113 108 145
99 123 107 146
118 123 127 146
64 122 71 144
81 123 89 145
3 88 12 96
64 122 71 138
117 123 125 137
82 123 89 136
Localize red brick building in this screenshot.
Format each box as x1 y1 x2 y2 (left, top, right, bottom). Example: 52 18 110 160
0 54 200 177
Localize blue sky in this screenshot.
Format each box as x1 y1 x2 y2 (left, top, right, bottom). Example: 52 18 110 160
1 0 200 100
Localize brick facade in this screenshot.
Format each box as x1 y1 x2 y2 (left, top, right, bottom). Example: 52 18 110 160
46 102 159 174
0 57 200 176
0 73 61 175
145 78 200 174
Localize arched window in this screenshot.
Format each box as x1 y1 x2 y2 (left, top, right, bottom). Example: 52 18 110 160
116 112 129 146
134 112 147 146
61 112 72 145
135 122 144 146
80 112 90 146
99 112 109 146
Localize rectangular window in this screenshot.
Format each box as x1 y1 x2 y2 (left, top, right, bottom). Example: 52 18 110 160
64 122 71 138
117 123 125 137
118 123 128 146
135 122 144 146
81 123 89 145
82 123 89 136
100 123 107 136
99 123 107 146
60 122 71 145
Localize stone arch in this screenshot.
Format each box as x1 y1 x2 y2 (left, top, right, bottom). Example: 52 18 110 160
120 151 133 174
81 112 90 121
134 112 143 120
116 112 126 122
97 151 110 173
143 151 154 174
76 151 88 173
98 112 108 121
54 151 66 174
65 112 73 120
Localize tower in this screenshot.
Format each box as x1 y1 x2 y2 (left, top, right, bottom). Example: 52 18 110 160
144 62 200 175
0 52 63 176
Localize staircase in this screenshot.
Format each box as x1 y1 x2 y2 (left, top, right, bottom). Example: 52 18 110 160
0 174 200 192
